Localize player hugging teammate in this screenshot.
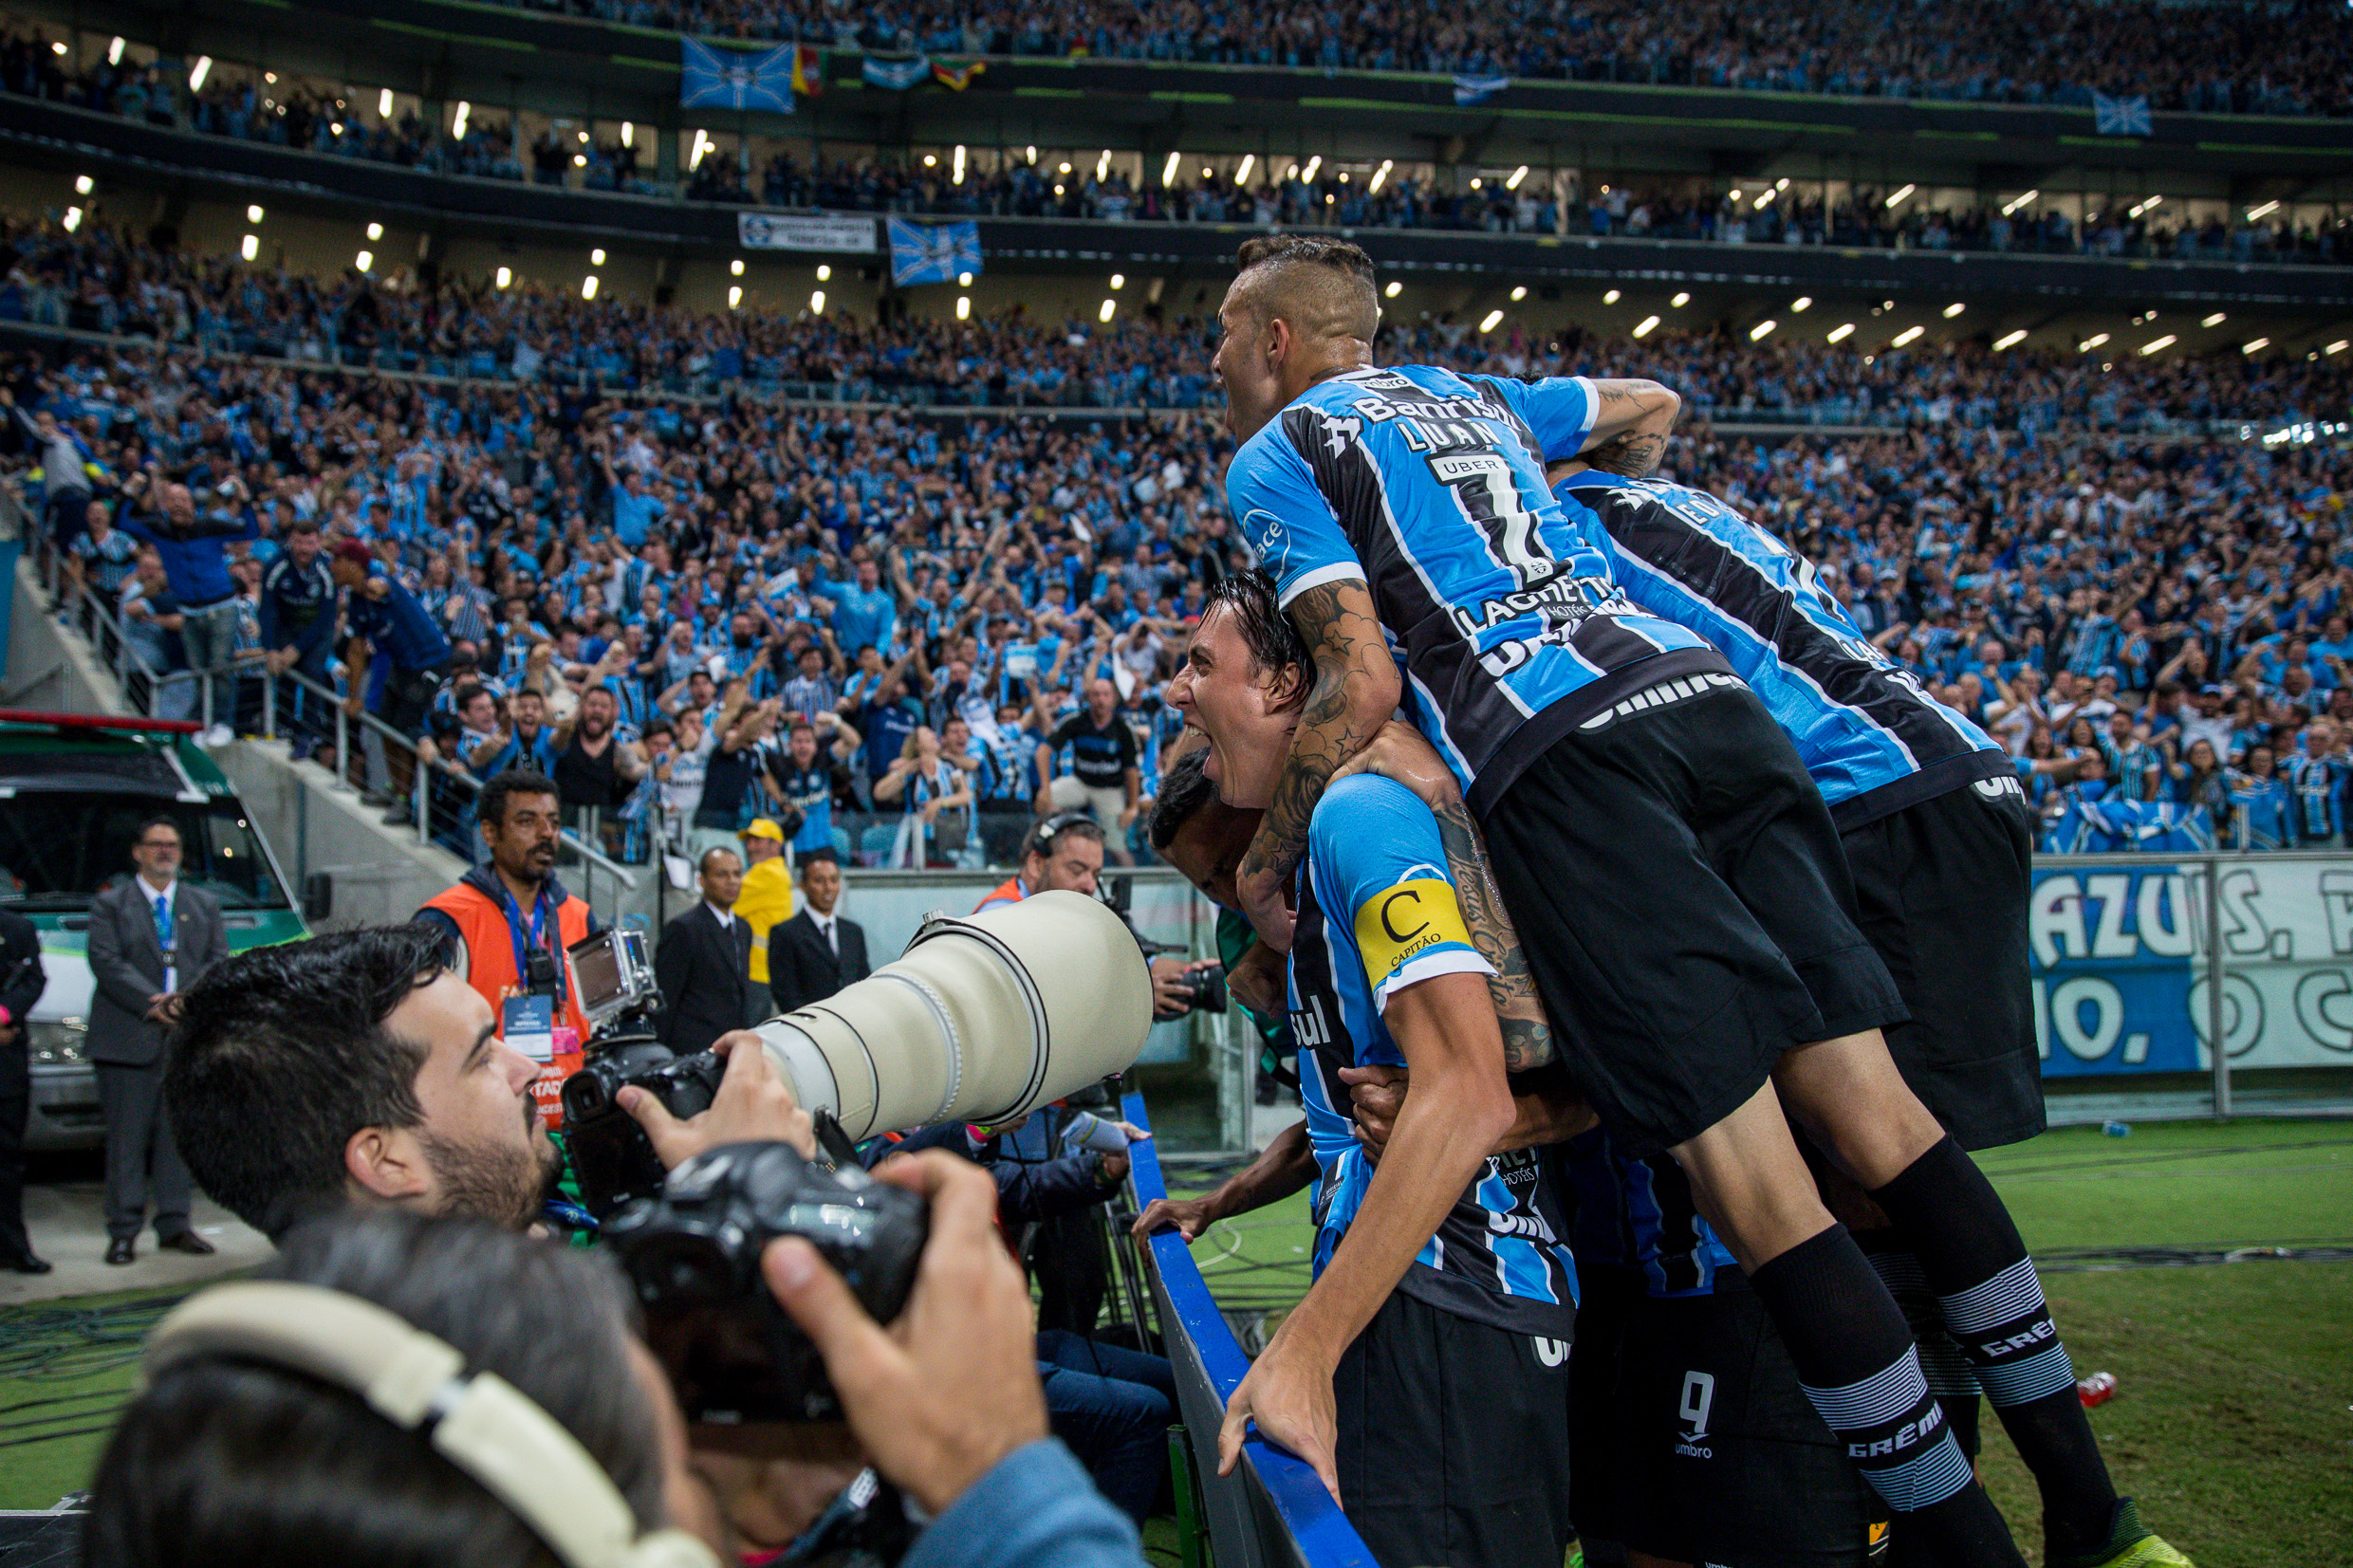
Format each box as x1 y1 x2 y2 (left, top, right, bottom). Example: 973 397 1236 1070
1137 235 2194 1568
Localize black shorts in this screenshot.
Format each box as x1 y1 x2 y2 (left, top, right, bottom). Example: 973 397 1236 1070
381 662 449 740
1841 779 2045 1152
1480 679 1907 1155
1571 1268 1885 1568
1333 1288 1576 1568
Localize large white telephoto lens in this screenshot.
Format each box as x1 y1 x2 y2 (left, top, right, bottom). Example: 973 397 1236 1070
749 891 1154 1140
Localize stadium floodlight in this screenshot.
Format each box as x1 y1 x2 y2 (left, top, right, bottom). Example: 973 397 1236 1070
1826 323 1856 343
1943 303 1965 318
1507 165 1529 191
2128 194 2164 218
728 286 742 309
1728 189 1745 207
691 130 710 170
241 234 258 262
1163 151 1181 186
621 122 634 147
61 207 81 232
957 295 971 321
2079 333 2110 352
188 56 212 90
2242 337 2269 354
1884 183 1916 209
1384 281 1401 299
1993 329 2028 350
1892 325 1924 346
1633 315 1660 340
107 36 123 64
247 204 264 223
2330 341 2351 356
731 259 744 277
1368 158 1391 194
923 154 937 168
1750 320 1776 342
2246 200 2280 222
1097 150 1112 180
2140 335 2177 356
817 265 831 282
1671 292 1691 307
1111 274 1125 290
453 101 470 138
1025 146 1036 164
1791 297 1811 312
2001 189 2038 215
1479 309 1505 333
49 40 63 54
495 267 511 288
954 145 967 183
1303 156 1322 182
380 88 393 116
1603 289 1621 304
1775 176 1788 191
810 290 825 315
355 249 372 273
957 270 973 286
1510 286 1528 302
2202 312 2226 327
368 222 385 242
590 248 605 266
1100 299 1117 323
74 175 92 195
1235 154 1255 185
581 275 597 300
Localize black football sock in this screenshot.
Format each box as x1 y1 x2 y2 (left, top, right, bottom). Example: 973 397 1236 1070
1863 1240 1985 1461
1871 1136 2120 1559
1748 1225 2025 1568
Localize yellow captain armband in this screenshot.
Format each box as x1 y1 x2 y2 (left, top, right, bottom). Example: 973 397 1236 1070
1352 877 1473 988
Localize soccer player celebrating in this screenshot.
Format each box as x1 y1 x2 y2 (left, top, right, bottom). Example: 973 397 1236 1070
1202 233 2152 1568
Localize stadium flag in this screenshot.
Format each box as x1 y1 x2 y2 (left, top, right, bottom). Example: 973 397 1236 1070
888 218 981 286
862 53 932 90
2092 91 2153 136
679 38 799 113
1453 73 1510 106
931 57 985 90
790 45 824 97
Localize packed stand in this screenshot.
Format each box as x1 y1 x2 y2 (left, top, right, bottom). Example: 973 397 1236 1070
5 216 2349 862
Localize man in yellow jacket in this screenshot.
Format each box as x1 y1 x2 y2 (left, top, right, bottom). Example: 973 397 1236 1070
734 818 795 997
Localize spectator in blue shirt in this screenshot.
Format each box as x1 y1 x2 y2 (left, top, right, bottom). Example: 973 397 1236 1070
329 540 454 820
828 557 899 661
116 469 259 746
2226 744 2294 851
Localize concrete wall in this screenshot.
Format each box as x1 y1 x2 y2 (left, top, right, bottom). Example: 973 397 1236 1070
5 556 131 714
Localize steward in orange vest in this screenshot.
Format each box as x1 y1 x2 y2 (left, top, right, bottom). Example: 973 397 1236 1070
417 863 596 1040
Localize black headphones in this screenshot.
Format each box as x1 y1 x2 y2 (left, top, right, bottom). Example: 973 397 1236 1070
1024 810 1098 861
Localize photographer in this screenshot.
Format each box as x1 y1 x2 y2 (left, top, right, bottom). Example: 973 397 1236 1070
89 1178 1146 1568
975 814 1214 1020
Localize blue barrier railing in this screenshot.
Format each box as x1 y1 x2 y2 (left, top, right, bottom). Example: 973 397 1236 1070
1122 1093 1378 1568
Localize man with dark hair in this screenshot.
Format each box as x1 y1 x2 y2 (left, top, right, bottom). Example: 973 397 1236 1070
656 846 764 1053
416 770 597 1059
258 515 337 762
769 849 868 1013
1037 679 1142 866
330 539 454 818
975 813 1106 909
85 814 227 1264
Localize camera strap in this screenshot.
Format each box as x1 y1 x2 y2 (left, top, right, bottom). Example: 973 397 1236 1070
497 878 560 988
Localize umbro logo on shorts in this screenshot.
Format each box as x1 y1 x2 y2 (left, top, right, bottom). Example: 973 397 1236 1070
1580 671 1747 730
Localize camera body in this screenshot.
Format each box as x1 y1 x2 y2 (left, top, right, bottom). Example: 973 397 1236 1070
557 929 718 1217
604 1140 927 1423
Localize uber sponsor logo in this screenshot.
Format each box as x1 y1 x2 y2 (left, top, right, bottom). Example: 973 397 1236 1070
1676 1370 1716 1459
1581 672 1747 730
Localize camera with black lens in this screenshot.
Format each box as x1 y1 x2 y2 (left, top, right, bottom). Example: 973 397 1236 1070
604 1139 927 1423
557 928 723 1218
1103 875 1226 1014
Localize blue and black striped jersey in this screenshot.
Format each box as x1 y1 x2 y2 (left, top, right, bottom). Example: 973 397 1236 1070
1558 470 2010 828
1555 1123 1739 1300
1226 365 1728 813
1287 774 1578 1337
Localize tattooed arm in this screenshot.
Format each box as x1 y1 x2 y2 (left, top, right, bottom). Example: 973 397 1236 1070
1333 721 1559 1071
1232 579 1400 951
1578 378 1680 476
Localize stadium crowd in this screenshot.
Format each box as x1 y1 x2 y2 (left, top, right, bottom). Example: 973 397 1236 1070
3 24 2344 267
6 215 2350 862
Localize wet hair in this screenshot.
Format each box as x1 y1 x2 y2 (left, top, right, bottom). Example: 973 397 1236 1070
1201 570 1308 678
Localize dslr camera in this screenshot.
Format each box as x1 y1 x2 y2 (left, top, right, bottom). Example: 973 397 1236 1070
557 928 728 1217
1102 875 1226 1014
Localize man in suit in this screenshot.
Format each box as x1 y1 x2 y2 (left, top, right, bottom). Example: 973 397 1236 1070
655 846 765 1054
769 850 870 1014
0 906 48 1272
85 815 226 1264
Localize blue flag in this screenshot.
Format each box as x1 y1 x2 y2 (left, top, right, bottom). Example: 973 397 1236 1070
680 37 797 113
2092 92 2152 137
1453 73 1510 106
862 53 933 91
887 218 981 286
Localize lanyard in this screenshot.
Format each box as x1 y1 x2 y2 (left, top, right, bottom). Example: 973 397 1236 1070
495 879 556 987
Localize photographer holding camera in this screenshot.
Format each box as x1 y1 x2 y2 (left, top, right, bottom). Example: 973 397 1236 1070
88 1177 1146 1568
976 813 1216 1021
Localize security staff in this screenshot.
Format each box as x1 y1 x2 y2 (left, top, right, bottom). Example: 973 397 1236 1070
414 770 596 1059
